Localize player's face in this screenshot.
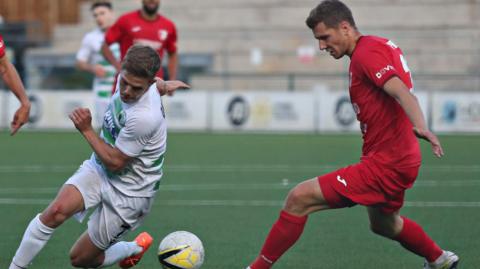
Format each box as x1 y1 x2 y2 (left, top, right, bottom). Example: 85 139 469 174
312 22 349 59
92 6 114 30
142 0 160 15
119 71 152 103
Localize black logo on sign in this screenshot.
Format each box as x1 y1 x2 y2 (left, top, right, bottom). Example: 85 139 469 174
227 96 249 126
334 96 356 126
28 94 42 124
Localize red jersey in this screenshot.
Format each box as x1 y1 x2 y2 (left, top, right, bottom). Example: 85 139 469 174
105 10 177 78
349 35 421 168
0 35 5 58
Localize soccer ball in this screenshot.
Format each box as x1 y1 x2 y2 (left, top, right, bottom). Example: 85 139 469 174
158 231 205 269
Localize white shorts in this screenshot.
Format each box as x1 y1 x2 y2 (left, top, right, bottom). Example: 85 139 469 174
65 159 154 250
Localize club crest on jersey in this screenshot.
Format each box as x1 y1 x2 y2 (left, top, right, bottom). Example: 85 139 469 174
158 30 168 41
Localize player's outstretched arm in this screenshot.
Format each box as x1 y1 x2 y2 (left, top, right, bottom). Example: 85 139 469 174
0 55 31 135
69 108 132 171
383 76 444 158
155 78 190 96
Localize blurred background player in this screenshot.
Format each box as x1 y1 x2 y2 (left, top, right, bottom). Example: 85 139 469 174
76 0 120 127
101 0 178 81
247 1 459 269
0 34 30 135
8 45 189 269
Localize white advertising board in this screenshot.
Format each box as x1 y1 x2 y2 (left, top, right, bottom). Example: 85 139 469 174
163 91 209 131
211 92 315 132
316 89 359 132
6 90 94 129
432 92 480 132
316 90 429 133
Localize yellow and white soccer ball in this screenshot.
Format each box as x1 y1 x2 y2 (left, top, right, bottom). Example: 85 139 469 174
158 231 204 269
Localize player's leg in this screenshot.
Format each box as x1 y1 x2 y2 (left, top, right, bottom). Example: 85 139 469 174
367 207 458 268
76 183 154 268
9 184 85 269
248 178 331 269
68 230 145 268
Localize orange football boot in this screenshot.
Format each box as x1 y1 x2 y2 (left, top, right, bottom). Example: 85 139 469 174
118 232 154 268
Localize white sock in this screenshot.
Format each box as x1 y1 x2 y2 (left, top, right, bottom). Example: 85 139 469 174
9 214 55 269
98 241 142 268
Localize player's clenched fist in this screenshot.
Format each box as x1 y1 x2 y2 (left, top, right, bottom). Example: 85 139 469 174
69 108 93 133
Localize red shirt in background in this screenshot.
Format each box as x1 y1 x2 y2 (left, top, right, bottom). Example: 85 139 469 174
105 10 177 79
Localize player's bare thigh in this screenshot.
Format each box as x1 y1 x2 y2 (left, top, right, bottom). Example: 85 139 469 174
40 184 85 228
283 178 331 216
70 231 104 268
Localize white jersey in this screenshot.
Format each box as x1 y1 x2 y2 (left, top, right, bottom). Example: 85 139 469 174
76 28 120 99
91 82 167 197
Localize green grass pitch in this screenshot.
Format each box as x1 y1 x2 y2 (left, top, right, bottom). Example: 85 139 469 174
0 131 479 268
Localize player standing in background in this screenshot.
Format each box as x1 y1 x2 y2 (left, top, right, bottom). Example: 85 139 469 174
76 0 120 127
0 35 30 135
101 0 178 81
8 45 189 269
247 1 459 269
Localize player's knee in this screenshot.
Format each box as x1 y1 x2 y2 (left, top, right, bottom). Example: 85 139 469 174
369 222 396 238
69 253 86 268
284 187 308 213
43 203 69 226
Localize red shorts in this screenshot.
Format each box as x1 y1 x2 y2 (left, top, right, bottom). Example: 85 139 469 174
318 159 419 213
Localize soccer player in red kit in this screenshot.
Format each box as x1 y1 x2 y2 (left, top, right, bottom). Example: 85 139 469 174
101 0 178 80
247 1 459 269
0 35 30 135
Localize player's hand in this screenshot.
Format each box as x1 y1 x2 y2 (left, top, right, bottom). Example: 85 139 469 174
69 108 93 133
156 79 190 96
413 127 444 158
94 64 106 78
10 102 30 136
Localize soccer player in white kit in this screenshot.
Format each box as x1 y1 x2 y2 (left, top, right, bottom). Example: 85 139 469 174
76 1 120 127
9 45 189 269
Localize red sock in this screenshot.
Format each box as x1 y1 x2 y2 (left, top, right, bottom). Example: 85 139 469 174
250 210 308 269
394 216 443 262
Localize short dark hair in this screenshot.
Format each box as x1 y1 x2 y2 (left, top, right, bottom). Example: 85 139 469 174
122 45 161 80
306 0 356 30
91 0 112 11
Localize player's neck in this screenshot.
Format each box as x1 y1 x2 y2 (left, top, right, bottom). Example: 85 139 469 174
140 10 159 21
347 31 362 58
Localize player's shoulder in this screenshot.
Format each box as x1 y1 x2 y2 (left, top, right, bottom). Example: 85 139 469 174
353 35 396 60
158 14 176 28
83 28 101 40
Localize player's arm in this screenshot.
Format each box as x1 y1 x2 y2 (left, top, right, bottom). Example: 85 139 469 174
69 108 131 172
155 78 190 96
76 36 106 77
0 54 31 135
383 77 444 157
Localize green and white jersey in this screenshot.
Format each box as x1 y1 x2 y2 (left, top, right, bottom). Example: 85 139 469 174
91 82 167 197
76 28 120 99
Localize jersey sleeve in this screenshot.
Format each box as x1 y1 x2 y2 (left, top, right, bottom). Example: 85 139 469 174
115 114 154 157
76 34 93 62
357 46 399 88
165 23 178 54
105 17 125 45
0 35 6 58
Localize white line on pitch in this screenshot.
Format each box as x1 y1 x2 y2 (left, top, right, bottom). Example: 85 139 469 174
0 164 480 173
1 198 480 208
0 179 479 194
